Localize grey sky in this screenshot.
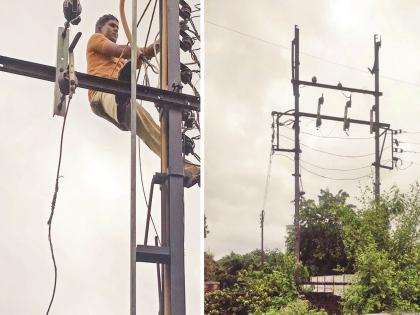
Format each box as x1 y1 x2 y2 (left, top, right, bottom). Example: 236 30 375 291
205 0 420 258
0 1 200 314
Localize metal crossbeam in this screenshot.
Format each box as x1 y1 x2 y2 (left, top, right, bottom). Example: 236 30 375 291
136 245 170 264
276 111 390 129
292 79 382 96
0 55 199 111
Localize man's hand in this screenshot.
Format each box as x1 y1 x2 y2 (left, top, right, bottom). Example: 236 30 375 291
141 40 160 60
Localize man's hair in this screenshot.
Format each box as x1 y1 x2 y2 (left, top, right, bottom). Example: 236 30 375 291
95 14 119 32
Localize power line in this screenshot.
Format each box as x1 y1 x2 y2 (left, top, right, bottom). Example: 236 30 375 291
278 134 386 158
274 153 372 181
300 159 377 172
205 20 420 88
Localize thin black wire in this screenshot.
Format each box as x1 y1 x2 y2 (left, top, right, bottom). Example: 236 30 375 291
279 134 387 158
300 159 377 172
143 0 158 48
301 129 373 140
400 141 420 145
136 69 161 245
282 122 374 140
402 131 420 134
275 153 371 181
46 96 72 315
205 20 420 88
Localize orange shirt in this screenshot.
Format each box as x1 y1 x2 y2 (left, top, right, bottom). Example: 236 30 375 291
86 33 126 102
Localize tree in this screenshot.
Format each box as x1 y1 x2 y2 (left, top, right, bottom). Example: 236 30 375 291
343 184 420 314
205 251 306 314
286 189 357 275
205 252 220 281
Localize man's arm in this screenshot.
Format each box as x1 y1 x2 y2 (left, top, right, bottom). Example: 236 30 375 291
100 41 138 60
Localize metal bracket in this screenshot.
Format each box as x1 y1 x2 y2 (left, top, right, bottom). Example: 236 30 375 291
53 27 69 116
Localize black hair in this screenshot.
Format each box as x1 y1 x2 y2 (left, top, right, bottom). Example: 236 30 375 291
95 14 119 32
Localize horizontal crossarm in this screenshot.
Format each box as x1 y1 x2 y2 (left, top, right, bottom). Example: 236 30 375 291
275 111 390 129
292 79 382 96
0 55 199 111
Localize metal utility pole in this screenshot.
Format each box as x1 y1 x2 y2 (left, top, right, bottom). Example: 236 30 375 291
292 25 301 280
130 0 137 314
272 26 389 285
373 35 382 203
0 1 200 314
160 0 185 313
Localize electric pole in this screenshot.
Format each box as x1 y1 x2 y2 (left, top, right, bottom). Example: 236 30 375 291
373 35 381 203
292 25 302 283
272 26 391 286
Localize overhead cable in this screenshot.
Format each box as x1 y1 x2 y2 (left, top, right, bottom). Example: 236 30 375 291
205 20 420 88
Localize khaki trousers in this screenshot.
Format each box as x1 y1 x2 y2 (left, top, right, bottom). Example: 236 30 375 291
90 91 199 179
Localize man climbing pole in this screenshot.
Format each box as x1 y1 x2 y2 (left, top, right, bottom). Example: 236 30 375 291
86 14 200 187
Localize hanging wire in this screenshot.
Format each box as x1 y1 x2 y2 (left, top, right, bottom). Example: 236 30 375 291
275 153 373 181
278 134 388 158
262 146 274 212
46 96 73 315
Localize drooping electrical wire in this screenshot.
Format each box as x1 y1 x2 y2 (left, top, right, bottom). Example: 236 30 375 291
205 20 420 88
46 96 72 315
275 153 373 181
262 146 274 212
278 134 388 158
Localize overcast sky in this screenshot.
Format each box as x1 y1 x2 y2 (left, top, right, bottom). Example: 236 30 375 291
0 1 200 314
205 0 420 259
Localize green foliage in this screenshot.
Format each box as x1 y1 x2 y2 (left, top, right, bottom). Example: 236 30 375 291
286 189 357 275
259 299 328 315
205 251 302 314
343 184 420 314
205 184 420 315
205 252 220 281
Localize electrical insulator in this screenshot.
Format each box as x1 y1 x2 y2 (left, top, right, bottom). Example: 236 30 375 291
316 93 324 128
63 0 82 25
179 0 192 20
182 134 195 155
182 110 196 129
370 105 375 134
393 139 399 146
393 129 402 134
180 30 193 52
180 63 192 84
312 76 317 83
343 96 351 131
394 148 403 153
179 20 189 32
393 157 401 167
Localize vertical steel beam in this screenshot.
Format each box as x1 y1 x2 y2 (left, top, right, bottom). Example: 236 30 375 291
292 25 301 282
167 0 185 313
130 0 138 314
160 0 186 314
374 35 381 203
